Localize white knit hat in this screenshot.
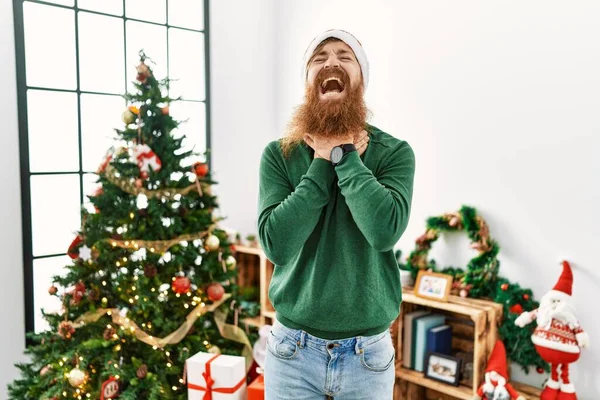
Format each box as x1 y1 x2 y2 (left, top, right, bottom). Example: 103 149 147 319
302 29 369 90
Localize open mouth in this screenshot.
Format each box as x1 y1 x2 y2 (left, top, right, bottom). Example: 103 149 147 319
320 76 345 96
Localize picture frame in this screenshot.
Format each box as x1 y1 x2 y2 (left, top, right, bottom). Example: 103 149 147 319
424 352 462 386
414 270 453 302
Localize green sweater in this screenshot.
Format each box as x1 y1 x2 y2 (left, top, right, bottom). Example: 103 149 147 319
257 125 415 339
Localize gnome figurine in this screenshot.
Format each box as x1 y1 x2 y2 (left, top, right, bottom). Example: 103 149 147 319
471 340 525 400
515 261 589 400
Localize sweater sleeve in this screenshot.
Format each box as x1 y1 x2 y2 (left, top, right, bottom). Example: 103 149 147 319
335 141 415 252
257 143 335 265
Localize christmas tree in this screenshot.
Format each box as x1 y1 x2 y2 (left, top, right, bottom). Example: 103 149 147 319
8 52 258 400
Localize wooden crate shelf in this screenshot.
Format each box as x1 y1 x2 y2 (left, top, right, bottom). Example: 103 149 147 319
392 288 542 399
233 245 275 325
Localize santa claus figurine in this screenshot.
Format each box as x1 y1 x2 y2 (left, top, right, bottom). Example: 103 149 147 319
471 340 525 400
515 260 589 400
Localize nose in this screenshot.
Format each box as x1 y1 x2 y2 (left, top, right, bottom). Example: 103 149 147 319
324 58 340 69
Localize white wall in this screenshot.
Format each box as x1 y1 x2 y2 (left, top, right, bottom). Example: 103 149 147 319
271 0 600 396
209 0 277 238
0 0 26 397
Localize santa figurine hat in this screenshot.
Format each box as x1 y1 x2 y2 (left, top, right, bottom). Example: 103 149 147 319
549 260 573 301
485 340 509 381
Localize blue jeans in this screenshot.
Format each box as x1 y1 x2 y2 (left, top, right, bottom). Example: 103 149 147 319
264 318 396 399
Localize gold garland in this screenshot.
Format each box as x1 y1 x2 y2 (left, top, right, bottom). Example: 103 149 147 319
100 226 215 254
71 293 254 371
102 164 210 200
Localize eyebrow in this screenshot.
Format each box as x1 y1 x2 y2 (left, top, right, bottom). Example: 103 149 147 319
313 49 356 59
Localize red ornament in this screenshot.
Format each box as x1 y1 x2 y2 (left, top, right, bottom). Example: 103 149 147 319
193 162 209 177
523 294 530 301
48 285 58 295
510 304 524 314
58 321 76 339
67 235 83 259
501 283 509 291
140 171 149 179
172 276 191 294
161 106 169 115
207 283 225 302
230 244 236 252
537 366 545 374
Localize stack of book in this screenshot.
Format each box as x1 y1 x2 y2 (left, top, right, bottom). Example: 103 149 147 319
402 310 453 372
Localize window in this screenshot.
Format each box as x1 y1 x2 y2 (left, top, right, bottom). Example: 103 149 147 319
12 0 211 334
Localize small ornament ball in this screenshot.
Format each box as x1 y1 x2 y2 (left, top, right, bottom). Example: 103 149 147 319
48 285 58 295
207 345 221 354
135 179 143 188
194 162 209 177
172 276 191 294
68 367 87 387
161 106 169 115
537 366 545 374
40 364 52 376
207 283 225 301
501 283 509 291
459 289 468 298
225 255 237 270
121 109 135 125
523 294 530 301
205 235 220 251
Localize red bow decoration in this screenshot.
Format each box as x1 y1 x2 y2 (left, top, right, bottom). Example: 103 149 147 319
188 354 246 400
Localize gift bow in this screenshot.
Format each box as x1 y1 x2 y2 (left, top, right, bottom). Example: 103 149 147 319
188 354 246 400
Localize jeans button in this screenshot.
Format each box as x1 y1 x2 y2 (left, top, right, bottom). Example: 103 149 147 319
327 343 334 350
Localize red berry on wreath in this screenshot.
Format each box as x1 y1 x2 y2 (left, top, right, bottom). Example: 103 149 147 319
501 283 509 291
172 276 191 294
140 171 149 179
537 366 545 374
509 304 523 314
193 162 209 177
207 283 225 301
523 294 530 301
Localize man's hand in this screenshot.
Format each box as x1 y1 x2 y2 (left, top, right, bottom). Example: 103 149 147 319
304 130 370 161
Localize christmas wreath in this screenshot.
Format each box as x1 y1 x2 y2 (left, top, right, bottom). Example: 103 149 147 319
398 205 547 374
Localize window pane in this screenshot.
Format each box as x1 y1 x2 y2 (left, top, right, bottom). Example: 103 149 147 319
169 0 203 30
33 256 70 333
126 0 166 24
81 94 124 171
78 12 125 94
31 175 81 257
23 2 76 89
170 101 206 164
169 28 205 100
126 21 167 93
78 0 123 16
28 90 79 173
36 0 73 7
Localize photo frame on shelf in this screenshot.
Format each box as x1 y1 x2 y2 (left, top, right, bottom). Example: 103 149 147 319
414 270 453 302
424 352 462 386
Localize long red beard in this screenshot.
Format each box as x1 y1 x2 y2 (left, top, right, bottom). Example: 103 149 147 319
287 69 368 141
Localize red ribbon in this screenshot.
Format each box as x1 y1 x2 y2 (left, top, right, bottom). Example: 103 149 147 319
188 354 246 400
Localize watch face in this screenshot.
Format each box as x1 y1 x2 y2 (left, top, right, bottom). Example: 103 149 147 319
331 147 344 163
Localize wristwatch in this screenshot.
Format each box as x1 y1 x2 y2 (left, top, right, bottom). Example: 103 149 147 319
330 143 357 166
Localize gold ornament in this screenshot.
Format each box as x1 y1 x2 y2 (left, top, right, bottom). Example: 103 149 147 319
121 109 135 125
68 367 87 387
225 256 237 270
205 235 220 251
207 345 221 354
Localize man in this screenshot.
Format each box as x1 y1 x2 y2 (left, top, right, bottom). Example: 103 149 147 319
258 29 416 399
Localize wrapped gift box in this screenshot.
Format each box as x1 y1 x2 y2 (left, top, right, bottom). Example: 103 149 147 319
247 374 264 400
187 351 247 400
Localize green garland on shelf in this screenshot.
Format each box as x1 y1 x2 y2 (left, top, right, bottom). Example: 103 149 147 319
398 205 547 374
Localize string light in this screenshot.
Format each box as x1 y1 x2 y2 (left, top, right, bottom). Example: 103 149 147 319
134 276 139 281
102 281 107 286
167 363 172 368
132 286 136 291
129 212 135 219
116 261 121 267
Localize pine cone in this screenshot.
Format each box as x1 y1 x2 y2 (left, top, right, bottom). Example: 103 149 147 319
103 327 116 341
144 265 157 278
136 364 148 379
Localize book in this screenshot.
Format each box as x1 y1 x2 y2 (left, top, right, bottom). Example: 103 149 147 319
426 324 452 355
413 314 446 372
402 310 430 368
